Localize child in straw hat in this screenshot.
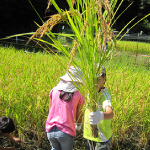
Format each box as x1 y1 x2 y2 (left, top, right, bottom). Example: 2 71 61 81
83 67 114 150
45 66 85 150
0 116 23 150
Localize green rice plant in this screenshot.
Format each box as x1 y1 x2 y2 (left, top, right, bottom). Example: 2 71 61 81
26 0 119 137
116 40 150 55
1 0 150 147
0 46 150 148
0 46 68 145
105 54 150 148
25 0 150 139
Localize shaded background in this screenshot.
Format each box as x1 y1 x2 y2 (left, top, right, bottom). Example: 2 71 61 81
0 0 150 38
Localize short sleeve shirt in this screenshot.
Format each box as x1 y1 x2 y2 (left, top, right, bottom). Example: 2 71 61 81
45 88 85 137
83 88 113 142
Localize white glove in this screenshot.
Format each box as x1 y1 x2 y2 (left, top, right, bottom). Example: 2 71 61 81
103 100 112 111
89 111 104 125
75 124 81 131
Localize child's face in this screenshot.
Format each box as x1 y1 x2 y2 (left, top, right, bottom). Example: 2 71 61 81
97 76 106 91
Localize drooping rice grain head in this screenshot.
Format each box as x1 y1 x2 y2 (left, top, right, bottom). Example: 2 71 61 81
46 0 52 11
70 0 76 9
80 20 88 36
101 0 112 22
68 40 77 69
75 9 83 20
96 0 114 49
27 9 84 45
96 31 101 52
27 11 76 44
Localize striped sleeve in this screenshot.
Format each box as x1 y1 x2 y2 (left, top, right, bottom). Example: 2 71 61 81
101 88 112 111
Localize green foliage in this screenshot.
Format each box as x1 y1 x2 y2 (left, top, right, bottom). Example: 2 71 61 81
27 0 118 111
105 51 150 146
115 40 150 55
0 46 149 148
141 19 150 34
0 46 67 141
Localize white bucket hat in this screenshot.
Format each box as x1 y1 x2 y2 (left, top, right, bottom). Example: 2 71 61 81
55 80 81 92
60 66 83 83
55 66 83 92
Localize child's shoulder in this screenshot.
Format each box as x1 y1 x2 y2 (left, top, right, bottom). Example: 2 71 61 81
100 87 111 100
101 87 111 94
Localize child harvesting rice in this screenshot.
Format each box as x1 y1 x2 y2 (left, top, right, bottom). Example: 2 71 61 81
0 116 23 150
83 67 114 150
45 66 85 150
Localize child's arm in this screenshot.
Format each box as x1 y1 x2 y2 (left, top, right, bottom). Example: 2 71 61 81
89 106 114 125
49 98 52 111
76 104 84 124
75 104 84 131
1 133 23 143
103 106 114 119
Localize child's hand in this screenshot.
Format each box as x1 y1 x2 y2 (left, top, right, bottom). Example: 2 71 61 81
75 124 81 131
12 137 23 143
89 111 104 125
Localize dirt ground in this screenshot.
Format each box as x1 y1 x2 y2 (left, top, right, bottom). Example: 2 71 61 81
0 131 149 150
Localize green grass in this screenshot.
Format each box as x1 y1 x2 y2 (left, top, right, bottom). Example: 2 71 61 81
115 40 150 55
0 45 149 149
0 46 69 144
105 55 150 148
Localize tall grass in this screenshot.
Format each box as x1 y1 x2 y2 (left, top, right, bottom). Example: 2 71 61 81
115 40 150 55
0 46 68 145
0 46 149 149
105 56 150 148
26 0 119 136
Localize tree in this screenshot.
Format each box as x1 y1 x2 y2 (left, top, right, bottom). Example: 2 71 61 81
0 0 47 37
113 0 150 34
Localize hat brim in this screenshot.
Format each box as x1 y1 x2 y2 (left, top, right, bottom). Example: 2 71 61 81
60 72 83 83
55 80 80 92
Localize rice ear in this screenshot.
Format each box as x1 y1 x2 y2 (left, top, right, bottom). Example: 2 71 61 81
27 0 117 138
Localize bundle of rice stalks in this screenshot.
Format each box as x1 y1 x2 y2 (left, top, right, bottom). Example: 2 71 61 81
27 0 118 137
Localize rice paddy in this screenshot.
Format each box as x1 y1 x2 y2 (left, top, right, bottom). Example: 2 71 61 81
0 44 149 149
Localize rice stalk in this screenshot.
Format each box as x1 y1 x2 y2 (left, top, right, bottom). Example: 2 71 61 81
68 40 78 69
27 0 117 137
26 10 81 45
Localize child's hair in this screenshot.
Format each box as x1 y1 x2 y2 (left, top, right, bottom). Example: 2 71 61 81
100 67 106 78
101 72 106 78
0 116 15 133
60 90 74 102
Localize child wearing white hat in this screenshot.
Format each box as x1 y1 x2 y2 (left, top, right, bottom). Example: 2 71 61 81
45 66 85 150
